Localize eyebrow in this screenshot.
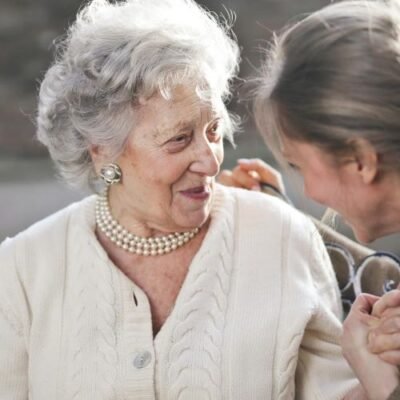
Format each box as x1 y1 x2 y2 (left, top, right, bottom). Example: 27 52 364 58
153 114 221 139
152 120 195 140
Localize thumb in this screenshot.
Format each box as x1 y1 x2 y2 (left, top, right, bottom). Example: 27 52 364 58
238 159 284 193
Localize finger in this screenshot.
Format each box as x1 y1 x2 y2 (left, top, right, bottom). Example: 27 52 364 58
366 317 381 330
237 158 284 193
381 306 400 320
372 290 400 318
238 158 281 184
350 293 381 316
248 170 261 181
378 350 400 365
366 316 400 349
343 294 380 337
217 170 235 187
375 314 400 335
368 331 400 354
230 165 261 190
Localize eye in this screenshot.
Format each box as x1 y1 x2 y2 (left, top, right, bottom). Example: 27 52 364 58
165 132 193 152
172 134 190 143
207 120 222 141
288 162 300 171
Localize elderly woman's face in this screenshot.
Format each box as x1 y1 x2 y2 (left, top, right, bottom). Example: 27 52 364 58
113 85 224 232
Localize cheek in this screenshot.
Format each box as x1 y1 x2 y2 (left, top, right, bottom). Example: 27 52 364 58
303 174 331 205
305 176 347 213
304 182 322 203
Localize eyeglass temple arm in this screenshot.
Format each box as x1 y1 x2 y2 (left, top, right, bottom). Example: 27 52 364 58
310 217 373 264
259 181 373 264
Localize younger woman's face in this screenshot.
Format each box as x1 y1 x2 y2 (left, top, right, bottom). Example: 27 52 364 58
281 136 382 243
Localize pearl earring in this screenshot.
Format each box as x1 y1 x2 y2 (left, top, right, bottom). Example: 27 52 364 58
100 163 122 185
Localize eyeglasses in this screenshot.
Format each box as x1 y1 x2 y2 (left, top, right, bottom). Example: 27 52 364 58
325 243 400 314
259 181 400 314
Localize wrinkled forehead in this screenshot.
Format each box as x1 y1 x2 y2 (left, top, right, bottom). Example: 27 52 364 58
139 84 224 111
134 85 225 137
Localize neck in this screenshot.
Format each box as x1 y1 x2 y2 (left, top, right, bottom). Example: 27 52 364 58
106 185 162 237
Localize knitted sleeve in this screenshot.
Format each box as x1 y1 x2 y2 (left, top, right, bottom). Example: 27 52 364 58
0 238 29 399
295 220 359 400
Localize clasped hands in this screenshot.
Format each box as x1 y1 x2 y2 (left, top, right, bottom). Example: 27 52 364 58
342 291 400 400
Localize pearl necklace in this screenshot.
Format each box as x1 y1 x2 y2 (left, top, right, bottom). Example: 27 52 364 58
95 190 200 256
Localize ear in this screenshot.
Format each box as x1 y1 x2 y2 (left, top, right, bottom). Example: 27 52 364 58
352 138 379 184
89 145 107 175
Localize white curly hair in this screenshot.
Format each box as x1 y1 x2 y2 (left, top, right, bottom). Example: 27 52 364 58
36 0 240 189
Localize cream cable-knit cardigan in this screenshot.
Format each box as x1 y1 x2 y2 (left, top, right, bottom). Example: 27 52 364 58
0 185 357 399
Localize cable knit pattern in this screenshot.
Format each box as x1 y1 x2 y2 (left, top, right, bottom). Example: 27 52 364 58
272 214 303 400
166 188 235 400
278 332 304 399
0 187 358 399
0 300 23 337
67 205 118 400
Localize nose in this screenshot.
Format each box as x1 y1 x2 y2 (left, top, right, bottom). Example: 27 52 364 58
189 138 222 177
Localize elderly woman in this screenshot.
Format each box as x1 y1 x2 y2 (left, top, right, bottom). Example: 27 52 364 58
0 0 359 399
221 0 400 398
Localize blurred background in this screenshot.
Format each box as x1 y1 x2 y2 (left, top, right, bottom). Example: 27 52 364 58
0 0 399 253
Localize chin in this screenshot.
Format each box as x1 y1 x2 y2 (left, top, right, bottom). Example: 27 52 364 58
353 231 373 244
178 208 211 230
175 198 213 230
186 212 210 229
352 225 377 244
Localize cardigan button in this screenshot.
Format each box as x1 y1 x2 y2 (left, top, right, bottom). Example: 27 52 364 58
133 351 152 369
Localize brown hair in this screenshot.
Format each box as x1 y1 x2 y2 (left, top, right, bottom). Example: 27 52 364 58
254 0 400 171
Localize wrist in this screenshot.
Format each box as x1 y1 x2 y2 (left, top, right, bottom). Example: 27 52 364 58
379 378 399 400
364 371 398 400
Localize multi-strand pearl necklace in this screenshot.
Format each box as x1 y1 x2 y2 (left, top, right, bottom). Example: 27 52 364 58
95 190 200 256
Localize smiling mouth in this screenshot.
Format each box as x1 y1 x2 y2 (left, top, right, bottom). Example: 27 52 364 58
180 185 211 199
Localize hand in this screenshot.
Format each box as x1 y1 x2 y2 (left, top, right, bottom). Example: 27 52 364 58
343 384 369 400
368 289 400 364
218 158 285 194
342 294 399 400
